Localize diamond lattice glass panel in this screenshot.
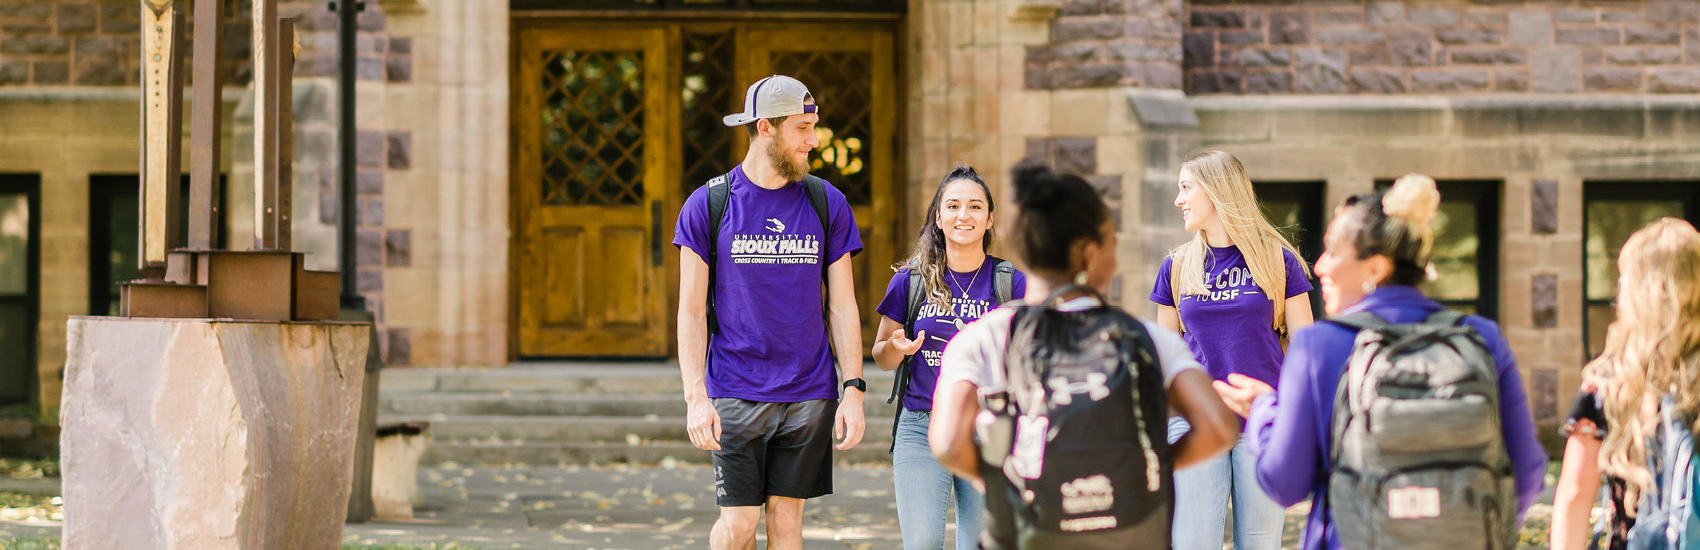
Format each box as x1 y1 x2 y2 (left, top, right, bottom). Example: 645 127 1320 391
771 51 873 205
1585 200 1683 301
682 30 736 191
540 50 646 206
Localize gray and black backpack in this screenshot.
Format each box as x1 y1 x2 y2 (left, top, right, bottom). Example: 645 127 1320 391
976 285 1172 550
1326 310 1518 549
1624 395 1700 550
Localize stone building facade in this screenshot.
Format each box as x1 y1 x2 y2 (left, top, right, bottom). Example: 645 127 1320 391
1 0 1697 448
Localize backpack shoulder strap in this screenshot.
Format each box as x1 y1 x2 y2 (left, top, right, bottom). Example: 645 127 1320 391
802 176 832 281
888 270 925 406
1168 258 1186 334
1272 250 1290 334
886 269 926 453
1120 311 1162 377
1325 310 1389 333
1424 309 1467 328
993 260 1015 304
705 171 734 335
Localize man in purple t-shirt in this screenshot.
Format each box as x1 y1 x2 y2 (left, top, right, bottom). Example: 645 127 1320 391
673 75 866 550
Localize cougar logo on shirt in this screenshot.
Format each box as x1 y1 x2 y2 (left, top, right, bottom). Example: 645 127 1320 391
765 218 786 233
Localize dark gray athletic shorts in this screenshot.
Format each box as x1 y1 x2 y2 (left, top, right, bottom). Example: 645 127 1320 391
711 397 837 507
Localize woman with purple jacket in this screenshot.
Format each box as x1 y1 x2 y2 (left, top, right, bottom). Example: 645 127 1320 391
1215 175 1548 549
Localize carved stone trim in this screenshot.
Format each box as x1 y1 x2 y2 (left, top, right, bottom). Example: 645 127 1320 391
1011 0 1062 22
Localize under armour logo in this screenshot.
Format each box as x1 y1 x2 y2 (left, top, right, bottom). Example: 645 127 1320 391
1048 373 1110 405
766 218 786 233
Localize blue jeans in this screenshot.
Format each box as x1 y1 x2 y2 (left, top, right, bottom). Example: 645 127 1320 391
1167 416 1286 550
892 409 985 550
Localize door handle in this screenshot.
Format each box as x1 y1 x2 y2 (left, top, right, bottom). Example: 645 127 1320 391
650 200 663 268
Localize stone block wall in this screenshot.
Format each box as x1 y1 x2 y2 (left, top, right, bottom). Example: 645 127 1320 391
376 0 508 369
0 89 238 415
1025 0 1187 89
1184 0 1700 94
1191 94 1700 445
913 0 1166 307
0 0 252 87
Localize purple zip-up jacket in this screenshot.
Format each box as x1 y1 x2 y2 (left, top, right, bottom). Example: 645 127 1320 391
1245 285 1548 550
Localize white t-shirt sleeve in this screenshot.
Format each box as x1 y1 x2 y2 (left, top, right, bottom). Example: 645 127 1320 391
935 311 1201 397
1139 319 1202 387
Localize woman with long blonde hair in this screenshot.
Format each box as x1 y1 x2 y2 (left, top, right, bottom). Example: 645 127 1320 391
1150 149 1314 549
1552 218 1700 550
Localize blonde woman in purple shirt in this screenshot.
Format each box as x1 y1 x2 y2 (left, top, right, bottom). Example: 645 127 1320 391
1151 150 1313 550
1215 175 1547 550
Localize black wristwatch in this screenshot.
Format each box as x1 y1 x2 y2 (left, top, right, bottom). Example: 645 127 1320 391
842 378 866 393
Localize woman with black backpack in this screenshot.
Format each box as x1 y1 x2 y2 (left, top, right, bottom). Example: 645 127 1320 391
1215 174 1547 550
871 165 1026 550
1551 218 1700 550
928 162 1239 549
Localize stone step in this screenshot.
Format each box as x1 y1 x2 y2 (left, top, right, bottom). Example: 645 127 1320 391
381 392 906 419
382 414 899 445
380 364 901 396
422 440 895 466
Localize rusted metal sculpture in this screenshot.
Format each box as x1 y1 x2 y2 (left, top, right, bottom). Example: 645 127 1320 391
122 0 339 321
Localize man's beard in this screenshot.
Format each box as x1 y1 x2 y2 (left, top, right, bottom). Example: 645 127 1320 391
766 135 811 182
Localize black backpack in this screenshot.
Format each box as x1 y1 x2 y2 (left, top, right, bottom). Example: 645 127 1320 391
1325 310 1517 550
703 169 831 335
885 261 1015 452
976 285 1173 550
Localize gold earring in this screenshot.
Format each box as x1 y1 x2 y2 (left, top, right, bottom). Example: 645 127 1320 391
1361 280 1375 294
1075 270 1089 285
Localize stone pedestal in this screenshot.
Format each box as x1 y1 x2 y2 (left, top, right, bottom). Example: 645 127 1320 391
61 317 370 550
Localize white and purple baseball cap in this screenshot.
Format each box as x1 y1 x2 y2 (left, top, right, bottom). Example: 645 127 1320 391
722 75 818 127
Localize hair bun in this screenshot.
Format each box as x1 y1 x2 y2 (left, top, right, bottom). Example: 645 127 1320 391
1012 161 1063 208
1383 174 1440 227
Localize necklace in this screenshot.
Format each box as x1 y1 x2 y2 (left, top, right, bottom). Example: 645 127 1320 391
946 261 985 300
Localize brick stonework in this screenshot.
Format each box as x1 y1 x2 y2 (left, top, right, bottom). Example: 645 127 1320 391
1185 0 1700 94
0 1 252 87
1027 0 1186 89
0 1 411 88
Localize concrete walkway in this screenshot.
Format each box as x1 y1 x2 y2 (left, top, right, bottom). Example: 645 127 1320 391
1 461 1553 549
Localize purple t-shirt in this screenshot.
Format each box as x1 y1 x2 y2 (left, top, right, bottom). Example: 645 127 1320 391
673 166 862 403
873 256 1027 412
1149 246 1312 387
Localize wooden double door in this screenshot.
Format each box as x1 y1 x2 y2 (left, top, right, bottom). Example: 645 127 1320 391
513 20 898 358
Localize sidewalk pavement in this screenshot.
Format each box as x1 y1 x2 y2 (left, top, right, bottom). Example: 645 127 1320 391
1 461 1552 549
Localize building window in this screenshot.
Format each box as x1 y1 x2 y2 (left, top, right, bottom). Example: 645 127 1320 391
0 175 39 407
1583 182 1700 358
1376 179 1501 320
512 0 906 13
88 176 226 316
1253 181 1324 320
